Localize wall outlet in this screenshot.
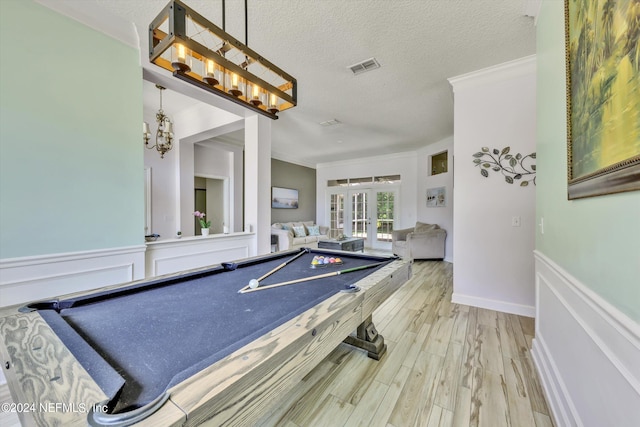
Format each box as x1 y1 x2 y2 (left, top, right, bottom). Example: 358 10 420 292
512 216 521 227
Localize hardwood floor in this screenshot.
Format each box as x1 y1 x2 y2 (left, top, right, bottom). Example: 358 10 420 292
257 261 554 427
0 382 20 427
0 261 553 427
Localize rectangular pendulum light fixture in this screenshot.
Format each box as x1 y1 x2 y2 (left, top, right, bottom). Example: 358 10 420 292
148 0 297 120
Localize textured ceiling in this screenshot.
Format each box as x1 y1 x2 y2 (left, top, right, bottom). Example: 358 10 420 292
95 0 536 167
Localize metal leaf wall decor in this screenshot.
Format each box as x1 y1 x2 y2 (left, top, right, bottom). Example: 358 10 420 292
472 147 536 186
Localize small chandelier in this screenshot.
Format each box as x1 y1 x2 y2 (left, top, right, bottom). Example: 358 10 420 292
148 0 296 120
143 84 174 158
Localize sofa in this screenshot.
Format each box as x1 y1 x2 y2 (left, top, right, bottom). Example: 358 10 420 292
392 221 446 260
271 221 329 251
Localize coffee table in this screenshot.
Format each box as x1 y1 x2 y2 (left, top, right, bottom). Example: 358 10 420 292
318 237 365 252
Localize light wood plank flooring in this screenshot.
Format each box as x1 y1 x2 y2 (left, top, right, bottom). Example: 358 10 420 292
0 261 553 427
257 261 553 427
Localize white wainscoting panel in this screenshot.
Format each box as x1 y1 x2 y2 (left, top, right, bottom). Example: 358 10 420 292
532 251 640 427
145 232 255 277
0 246 146 309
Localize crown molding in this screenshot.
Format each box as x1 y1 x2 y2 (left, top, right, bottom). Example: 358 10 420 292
316 150 418 169
271 151 317 169
523 0 543 25
448 55 536 93
35 0 139 50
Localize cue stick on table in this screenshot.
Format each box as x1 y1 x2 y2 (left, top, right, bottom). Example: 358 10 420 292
238 261 389 294
237 248 310 293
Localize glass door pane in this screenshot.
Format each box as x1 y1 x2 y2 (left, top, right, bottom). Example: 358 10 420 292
351 192 369 240
329 193 344 238
375 191 395 243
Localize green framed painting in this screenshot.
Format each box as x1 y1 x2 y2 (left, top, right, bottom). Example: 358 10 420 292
565 0 640 199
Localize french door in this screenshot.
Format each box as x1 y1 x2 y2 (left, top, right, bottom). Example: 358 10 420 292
328 188 397 249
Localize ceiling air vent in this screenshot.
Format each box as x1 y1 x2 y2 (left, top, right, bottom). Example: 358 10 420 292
348 57 381 75
319 119 341 127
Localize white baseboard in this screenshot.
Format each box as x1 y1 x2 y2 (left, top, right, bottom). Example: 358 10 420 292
533 250 640 427
451 292 535 317
531 334 577 427
0 245 146 309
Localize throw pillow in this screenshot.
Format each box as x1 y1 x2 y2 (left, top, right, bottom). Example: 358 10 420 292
281 224 290 231
415 222 437 233
292 225 307 238
306 225 320 236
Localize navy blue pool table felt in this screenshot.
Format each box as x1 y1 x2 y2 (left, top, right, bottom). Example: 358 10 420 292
237 247 309 293
239 260 389 294
22 248 394 415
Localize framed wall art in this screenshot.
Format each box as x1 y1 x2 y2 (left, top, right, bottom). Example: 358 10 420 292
565 0 640 199
271 186 299 209
426 187 446 207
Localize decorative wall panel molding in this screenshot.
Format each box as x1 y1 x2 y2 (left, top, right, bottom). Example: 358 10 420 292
145 233 255 277
532 251 640 427
0 245 146 308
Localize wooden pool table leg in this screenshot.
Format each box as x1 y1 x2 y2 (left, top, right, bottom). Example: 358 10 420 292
343 314 387 360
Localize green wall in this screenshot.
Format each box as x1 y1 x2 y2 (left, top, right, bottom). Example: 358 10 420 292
536 1 640 321
271 159 316 223
0 0 143 258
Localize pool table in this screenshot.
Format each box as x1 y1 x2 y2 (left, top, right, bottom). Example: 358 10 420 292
0 248 411 426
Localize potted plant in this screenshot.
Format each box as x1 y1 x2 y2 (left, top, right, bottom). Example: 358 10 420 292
193 211 212 236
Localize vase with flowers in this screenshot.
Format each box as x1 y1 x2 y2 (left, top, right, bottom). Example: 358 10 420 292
193 211 212 236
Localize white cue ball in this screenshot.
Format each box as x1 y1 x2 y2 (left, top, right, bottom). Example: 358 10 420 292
249 279 259 289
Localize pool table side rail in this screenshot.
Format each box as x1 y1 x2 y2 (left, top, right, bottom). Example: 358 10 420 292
0 313 157 427
155 258 412 427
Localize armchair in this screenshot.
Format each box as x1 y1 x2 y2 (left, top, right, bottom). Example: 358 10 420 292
392 222 446 260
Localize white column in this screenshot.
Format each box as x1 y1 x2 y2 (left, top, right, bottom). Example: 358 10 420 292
244 115 271 255
177 139 195 236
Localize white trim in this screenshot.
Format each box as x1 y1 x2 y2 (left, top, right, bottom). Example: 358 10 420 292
34 0 139 50
531 334 575 427
0 245 146 268
534 251 640 381
448 55 537 92
316 151 418 169
271 151 317 169
523 0 543 24
451 292 535 317
1 264 134 288
0 245 146 308
145 232 252 248
532 250 640 427
152 246 249 277
145 233 255 277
